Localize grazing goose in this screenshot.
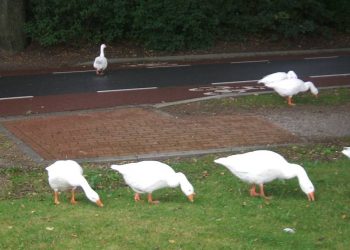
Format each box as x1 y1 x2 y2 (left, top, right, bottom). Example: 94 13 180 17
46 160 103 207
214 150 315 201
258 70 297 87
265 78 318 106
111 161 195 204
93 44 108 75
342 147 350 158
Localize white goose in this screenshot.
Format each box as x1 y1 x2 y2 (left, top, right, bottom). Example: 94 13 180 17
265 78 318 106
93 44 108 75
342 147 350 158
258 70 297 87
214 150 315 201
111 161 195 204
46 160 103 207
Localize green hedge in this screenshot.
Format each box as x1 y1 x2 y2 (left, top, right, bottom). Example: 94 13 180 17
25 0 350 51
132 0 218 51
25 0 132 46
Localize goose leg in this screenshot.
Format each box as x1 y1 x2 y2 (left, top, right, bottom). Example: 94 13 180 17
259 184 271 200
96 70 104 75
249 185 260 197
147 193 159 204
134 193 141 202
287 96 295 106
54 191 60 205
70 189 77 205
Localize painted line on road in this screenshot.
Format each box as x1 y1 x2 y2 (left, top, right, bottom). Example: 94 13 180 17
146 64 191 69
304 56 339 60
310 73 350 78
52 69 96 74
0 96 34 101
212 80 258 85
230 60 269 64
97 87 158 93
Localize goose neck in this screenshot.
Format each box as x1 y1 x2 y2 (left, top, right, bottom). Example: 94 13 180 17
78 176 94 194
100 46 105 57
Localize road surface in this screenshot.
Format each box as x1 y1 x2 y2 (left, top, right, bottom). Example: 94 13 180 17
0 54 349 116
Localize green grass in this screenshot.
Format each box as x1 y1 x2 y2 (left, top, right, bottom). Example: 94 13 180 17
202 87 350 109
162 87 350 116
1 146 350 249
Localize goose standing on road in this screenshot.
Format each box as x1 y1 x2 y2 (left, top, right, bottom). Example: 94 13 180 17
93 44 108 75
46 160 104 207
111 161 195 204
214 150 315 201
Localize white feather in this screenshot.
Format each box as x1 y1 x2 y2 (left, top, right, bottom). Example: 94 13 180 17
93 44 107 72
342 147 350 158
258 70 298 87
46 160 103 206
111 161 194 202
214 150 315 200
266 78 318 98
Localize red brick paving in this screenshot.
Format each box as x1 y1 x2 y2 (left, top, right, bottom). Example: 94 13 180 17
3 107 300 160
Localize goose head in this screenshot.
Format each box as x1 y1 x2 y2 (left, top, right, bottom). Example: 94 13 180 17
300 178 315 202
86 189 104 207
177 173 195 202
292 164 315 201
305 81 319 96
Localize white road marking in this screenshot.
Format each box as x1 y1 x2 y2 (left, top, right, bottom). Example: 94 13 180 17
52 70 96 74
230 60 269 64
212 80 258 85
310 73 350 78
146 64 191 69
97 87 158 93
304 56 339 60
0 96 34 101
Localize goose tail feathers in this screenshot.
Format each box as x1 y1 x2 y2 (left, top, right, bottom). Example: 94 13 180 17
111 164 122 172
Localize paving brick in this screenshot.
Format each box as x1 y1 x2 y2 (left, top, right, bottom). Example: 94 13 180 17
2 107 301 160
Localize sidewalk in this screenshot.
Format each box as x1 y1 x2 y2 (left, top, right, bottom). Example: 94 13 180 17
2 106 301 163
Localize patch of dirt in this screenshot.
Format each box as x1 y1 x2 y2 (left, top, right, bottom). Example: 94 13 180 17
0 133 38 169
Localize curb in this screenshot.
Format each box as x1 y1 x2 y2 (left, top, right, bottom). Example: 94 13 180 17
78 48 350 66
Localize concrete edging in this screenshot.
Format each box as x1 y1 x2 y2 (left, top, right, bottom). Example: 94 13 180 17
79 48 350 66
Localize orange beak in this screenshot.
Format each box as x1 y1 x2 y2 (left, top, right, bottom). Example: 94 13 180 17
307 192 315 201
187 193 195 202
96 199 104 207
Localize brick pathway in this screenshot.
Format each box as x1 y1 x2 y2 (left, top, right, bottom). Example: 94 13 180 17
3 107 300 161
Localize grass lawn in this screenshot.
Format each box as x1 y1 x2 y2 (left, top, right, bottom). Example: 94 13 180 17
186 87 350 109
0 87 349 249
1 146 350 249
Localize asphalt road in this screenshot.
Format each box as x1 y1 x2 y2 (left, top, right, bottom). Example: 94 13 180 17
0 54 349 115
